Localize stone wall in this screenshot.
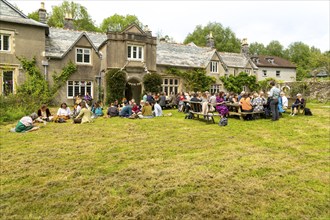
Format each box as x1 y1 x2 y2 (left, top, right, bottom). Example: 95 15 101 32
279 81 330 102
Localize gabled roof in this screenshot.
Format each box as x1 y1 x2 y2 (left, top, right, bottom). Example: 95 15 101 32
45 27 107 58
250 55 296 68
156 42 218 68
218 52 257 69
120 23 146 35
0 0 48 28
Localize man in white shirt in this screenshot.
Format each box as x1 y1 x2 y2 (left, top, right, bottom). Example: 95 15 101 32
153 102 163 117
280 92 288 110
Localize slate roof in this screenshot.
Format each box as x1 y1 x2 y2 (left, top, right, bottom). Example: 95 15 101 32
156 42 217 68
250 55 296 68
218 52 257 69
45 27 107 58
0 0 48 28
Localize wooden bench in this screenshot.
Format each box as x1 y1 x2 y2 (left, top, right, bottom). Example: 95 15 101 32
187 101 220 124
226 103 263 120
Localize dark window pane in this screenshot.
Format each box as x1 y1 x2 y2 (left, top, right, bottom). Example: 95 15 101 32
174 79 178 85
128 46 131 58
164 79 168 84
3 71 13 95
68 85 73 97
84 54 90 63
3 35 9 50
138 47 142 59
77 54 83 62
81 86 85 96
74 85 79 96
170 79 173 85
87 86 91 95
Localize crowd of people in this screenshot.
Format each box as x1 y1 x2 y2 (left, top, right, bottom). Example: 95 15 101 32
10 82 306 132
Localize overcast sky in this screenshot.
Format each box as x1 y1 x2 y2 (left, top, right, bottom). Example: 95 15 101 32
10 0 330 52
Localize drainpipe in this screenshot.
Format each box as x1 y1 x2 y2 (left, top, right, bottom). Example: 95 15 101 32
41 59 48 80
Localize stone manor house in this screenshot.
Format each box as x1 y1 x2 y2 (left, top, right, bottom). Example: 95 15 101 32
0 0 296 104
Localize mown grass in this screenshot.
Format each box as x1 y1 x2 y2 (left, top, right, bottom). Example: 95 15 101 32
1 103 329 219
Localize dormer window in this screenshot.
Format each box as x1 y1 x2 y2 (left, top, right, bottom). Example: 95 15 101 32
266 58 274 64
76 48 91 64
127 45 143 60
210 61 218 73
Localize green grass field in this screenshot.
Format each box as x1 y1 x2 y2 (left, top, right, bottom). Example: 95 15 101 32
1 103 329 219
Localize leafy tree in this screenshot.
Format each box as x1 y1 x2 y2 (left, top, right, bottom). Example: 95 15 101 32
105 69 126 104
167 68 215 92
47 0 99 32
143 73 162 93
27 11 39 21
184 22 241 53
249 42 267 56
100 14 142 32
284 42 311 80
220 72 259 93
266 40 284 57
258 78 278 93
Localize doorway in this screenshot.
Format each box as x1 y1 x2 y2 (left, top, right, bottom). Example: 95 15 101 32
125 78 142 104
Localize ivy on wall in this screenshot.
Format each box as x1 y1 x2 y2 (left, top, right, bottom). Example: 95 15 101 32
105 69 126 104
143 73 162 93
52 60 77 93
166 67 215 92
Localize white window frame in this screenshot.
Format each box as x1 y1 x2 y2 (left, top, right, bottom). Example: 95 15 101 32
76 48 91 64
276 70 281 77
210 61 218 73
262 70 267 77
0 33 11 52
2 70 14 95
67 80 93 99
210 84 221 94
127 45 143 60
245 69 250 74
162 78 179 95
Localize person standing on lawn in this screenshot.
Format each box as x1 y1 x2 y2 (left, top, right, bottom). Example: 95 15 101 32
269 81 281 121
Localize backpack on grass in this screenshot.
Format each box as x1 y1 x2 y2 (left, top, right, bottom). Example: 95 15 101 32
218 117 228 126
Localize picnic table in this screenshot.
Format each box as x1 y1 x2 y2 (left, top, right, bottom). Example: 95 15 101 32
226 102 262 120
185 101 220 124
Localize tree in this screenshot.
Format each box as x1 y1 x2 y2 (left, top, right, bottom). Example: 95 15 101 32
284 42 311 80
47 1 99 32
220 72 259 93
143 73 162 93
249 42 267 56
27 11 39 21
266 40 284 57
100 14 142 32
184 22 241 53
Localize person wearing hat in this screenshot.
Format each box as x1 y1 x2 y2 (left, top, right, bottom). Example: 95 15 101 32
290 93 305 116
11 113 40 133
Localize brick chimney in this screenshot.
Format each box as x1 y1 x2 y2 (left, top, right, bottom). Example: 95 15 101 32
64 12 74 30
38 2 47 23
206 32 215 48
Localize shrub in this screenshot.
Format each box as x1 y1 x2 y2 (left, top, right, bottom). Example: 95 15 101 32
105 69 126 104
143 73 162 93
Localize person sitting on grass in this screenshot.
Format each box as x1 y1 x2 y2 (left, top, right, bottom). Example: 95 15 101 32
280 92 289 111
37 104 52 122
91 102 103 118
119 101 132 118
153 101 163 117
106 103 119 118
73 102 92 124
139 101 153 118
54 103 71 122
11 113 40 133
290 93 305 116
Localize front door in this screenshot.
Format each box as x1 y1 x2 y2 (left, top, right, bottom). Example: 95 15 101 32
125 78 142 104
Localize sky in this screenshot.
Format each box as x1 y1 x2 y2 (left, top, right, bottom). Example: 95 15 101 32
9 0 330 52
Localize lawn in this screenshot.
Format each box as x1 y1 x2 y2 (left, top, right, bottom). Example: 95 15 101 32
1 103 329 219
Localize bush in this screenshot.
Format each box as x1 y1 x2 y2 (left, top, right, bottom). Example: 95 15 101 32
105 69 126 104
143 73 162 93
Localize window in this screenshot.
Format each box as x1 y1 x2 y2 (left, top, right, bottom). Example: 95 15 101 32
262 70 267 77
234 68 238 76
210 61 218 73
276 70 281 77
2 70 13 95
162 78 179 95
127 45 143 60
210 84 221 94
67 80 92 98
245 69 250 74
0 34 10 52
76 48 91 64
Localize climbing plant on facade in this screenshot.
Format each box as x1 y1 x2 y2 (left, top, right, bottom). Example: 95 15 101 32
220 72 259 93
105 69 126 104
143 73 162 93
166 68 215 92
52 60 77 93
